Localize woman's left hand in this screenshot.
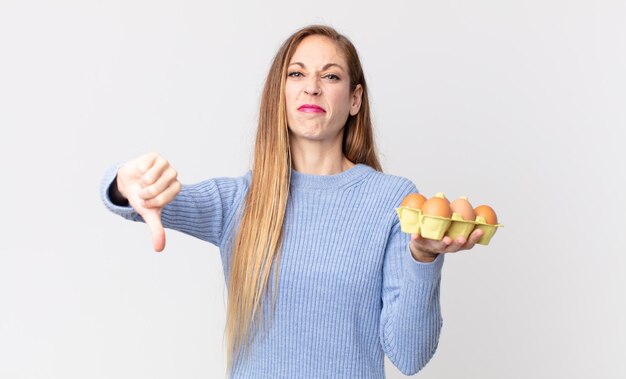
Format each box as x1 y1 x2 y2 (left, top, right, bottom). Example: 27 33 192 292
409 228 484 263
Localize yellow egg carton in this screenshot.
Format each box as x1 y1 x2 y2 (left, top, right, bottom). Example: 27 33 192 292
395 207 503 245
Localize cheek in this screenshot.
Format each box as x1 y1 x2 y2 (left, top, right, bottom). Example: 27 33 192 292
328 91 352 114
284 83 300 104
284 85 300 125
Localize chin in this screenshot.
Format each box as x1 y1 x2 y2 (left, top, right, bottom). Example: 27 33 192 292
289 126 325 140
288 122 344 143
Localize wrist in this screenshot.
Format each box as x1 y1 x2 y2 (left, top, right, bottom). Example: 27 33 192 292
109 175 130 206
409 243 438 263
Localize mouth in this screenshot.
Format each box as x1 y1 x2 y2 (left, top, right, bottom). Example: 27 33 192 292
298 104 326 113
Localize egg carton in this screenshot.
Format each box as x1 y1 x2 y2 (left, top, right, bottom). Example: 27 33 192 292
395 207 503 245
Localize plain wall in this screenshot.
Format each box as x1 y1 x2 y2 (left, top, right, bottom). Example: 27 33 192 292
1 1 624 378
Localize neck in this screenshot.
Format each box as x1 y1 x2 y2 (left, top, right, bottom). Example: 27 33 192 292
289 138 354 175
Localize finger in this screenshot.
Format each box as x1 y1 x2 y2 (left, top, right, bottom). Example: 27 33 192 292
443 236 467 253
463 229 484 249
134 152 159 176
141 210 166 252
139 156 168 187
412 233 449 254
453 230 483 252
143 180 182 209
138 167 178 200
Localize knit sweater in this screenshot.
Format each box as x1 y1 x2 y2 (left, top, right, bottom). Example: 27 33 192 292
100 163 444 378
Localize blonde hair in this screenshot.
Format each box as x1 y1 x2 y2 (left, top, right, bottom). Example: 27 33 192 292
225 24 382 376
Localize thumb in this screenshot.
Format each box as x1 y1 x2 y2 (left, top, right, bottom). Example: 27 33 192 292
142 209 166 252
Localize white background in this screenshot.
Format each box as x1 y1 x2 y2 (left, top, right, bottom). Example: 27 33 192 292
1 1 625 378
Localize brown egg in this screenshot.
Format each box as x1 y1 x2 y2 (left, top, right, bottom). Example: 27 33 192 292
400 193 427 209
421 193 452 218
474 205 498 224
450 196 475 221
435 192 450 204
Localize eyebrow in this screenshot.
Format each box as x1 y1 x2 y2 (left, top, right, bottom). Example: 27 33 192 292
288 62 346 72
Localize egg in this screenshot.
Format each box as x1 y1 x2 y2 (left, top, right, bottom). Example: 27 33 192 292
450 196 475 221
421 193 452 218
400 193 427 209
474 205 498 224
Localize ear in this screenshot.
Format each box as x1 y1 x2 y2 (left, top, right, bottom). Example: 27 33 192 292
349 84 363 116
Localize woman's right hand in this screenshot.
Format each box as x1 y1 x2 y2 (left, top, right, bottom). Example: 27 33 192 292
115 152 181 252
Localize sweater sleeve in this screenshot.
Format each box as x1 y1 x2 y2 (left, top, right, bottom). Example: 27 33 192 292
100 164 249 248
379 218 444 375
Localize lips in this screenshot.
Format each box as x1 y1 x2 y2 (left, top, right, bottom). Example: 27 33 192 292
298 104 326 113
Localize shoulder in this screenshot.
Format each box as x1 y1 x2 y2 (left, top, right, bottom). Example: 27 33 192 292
367 168 418 194
359 166 419 207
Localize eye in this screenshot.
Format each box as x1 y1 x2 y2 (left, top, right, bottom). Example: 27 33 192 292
288 71 304 78
323 74 340 81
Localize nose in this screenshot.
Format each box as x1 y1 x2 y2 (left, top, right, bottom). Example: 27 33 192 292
303 77 321 96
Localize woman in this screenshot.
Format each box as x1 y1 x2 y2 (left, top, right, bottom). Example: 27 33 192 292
101 25 483 378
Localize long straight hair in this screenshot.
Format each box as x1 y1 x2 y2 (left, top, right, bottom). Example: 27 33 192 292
225 25 382 376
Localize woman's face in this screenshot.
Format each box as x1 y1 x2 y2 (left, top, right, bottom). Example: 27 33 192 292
284 35 362 145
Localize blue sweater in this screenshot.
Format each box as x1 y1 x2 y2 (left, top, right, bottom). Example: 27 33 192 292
101 163 444 378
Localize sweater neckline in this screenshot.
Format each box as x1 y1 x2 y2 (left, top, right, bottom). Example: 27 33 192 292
289 163 372 190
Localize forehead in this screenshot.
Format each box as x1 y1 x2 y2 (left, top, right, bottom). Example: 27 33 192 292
290 35 346 66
